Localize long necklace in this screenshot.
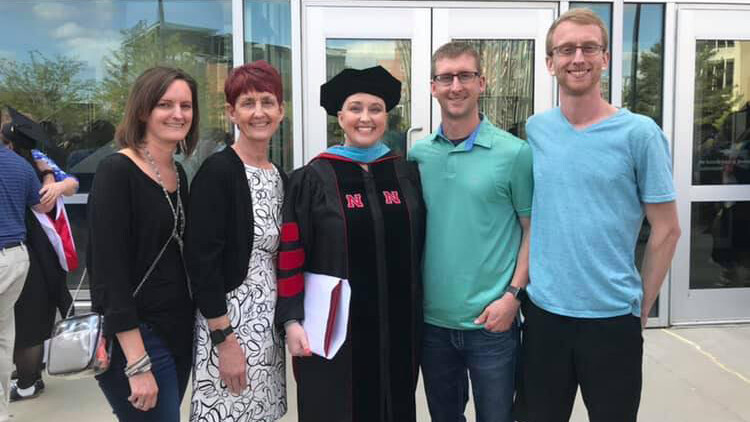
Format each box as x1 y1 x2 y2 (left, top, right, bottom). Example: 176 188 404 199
142 147 185 250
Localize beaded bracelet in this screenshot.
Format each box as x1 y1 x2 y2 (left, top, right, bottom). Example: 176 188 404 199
124 354 152 378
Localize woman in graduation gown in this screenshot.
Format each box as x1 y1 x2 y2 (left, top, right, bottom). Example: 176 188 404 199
275 66 425 422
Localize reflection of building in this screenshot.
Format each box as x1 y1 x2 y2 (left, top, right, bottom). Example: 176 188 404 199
326 47 347 78
710 41 750 108
121 19 232 131
125 20 232 64
377 58 405 81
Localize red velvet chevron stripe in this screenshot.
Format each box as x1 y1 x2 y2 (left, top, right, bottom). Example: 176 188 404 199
281 222 299 243
278 273 304 297
279 248 305 271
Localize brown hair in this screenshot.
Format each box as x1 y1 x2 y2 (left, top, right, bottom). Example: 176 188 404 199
546 8 609 56
115 66 200 156
431 42 481 77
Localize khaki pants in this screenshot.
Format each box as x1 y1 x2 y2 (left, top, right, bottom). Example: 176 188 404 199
0 245 29 420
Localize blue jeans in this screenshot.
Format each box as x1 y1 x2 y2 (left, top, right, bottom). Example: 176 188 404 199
96 324 189 422
422 321 519 422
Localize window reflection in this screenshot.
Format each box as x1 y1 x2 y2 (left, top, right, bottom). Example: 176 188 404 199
569 3 612 101
245 0 293 172
690 202 750 289
0 0 233 189
693 40 750 186
621 4 667 319
461 39 534 139
325 39 412 156
623 4 664 126
0 0 232 290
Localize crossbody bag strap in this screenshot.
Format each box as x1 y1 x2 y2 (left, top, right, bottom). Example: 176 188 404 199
131 223 178 298
66 268 88 318
65 222 184 319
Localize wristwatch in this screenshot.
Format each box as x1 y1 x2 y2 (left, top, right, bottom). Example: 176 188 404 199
504 285 526 302
209 326 234 346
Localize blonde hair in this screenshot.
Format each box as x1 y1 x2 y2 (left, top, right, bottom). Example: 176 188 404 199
546 8 609 56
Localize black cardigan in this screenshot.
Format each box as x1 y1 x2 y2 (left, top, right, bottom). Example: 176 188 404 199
184 146 287 319
88 154 193 359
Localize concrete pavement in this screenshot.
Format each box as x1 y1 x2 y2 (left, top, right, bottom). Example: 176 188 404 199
10 325 750 421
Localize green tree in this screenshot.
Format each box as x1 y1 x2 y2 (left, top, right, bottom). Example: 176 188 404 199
623 41 740 131
0 51 93 129
95 20 227 131
623 43 663 125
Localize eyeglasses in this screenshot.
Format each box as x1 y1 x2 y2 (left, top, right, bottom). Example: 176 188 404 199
551 44 606 57
432 71 481 85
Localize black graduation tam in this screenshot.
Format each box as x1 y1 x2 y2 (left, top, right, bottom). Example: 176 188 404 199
320 66 401 116
1 107 47 150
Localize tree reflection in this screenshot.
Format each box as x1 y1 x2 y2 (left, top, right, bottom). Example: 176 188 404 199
464 39 534 139
623 43 663 126
0 51 94 138
0 19 231 182
97 20 231 135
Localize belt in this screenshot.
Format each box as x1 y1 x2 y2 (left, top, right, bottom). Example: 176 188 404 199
0 241 23 251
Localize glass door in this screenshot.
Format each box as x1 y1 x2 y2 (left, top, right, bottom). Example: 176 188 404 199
431 5 556 137
302 5 431 161
672 5 750 323
302 3 556 162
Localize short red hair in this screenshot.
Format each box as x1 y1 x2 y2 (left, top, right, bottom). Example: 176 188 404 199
224 60 284 106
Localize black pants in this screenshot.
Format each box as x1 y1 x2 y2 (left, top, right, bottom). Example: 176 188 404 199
514 300 643 422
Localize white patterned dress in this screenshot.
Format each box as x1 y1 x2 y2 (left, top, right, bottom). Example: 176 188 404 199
190 165 287 422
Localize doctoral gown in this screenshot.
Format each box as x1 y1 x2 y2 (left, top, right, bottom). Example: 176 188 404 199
276 152 425 422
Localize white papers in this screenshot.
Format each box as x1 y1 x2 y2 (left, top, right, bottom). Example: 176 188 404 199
302 272 351 360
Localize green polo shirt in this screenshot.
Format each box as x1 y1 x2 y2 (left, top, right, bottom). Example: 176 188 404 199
408 119 533 330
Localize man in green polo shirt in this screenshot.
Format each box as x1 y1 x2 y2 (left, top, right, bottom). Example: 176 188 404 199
408 42 533 422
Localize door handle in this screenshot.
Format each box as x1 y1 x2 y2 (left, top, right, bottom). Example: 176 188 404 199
406 126 423 149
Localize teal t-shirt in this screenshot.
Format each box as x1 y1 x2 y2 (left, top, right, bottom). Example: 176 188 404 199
408 119 533 330
526 108 676 318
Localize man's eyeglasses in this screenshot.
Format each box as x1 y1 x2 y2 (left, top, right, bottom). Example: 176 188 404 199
432 71 480 85
550 44 606 57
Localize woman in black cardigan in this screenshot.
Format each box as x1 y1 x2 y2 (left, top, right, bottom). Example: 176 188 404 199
184 60 288 421
88 66 199 421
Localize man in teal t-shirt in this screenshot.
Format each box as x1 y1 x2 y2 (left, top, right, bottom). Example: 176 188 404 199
513 9 682 422
409 42 533 422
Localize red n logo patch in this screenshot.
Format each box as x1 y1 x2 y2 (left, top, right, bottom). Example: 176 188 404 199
345 194 364 208
383 190 401 205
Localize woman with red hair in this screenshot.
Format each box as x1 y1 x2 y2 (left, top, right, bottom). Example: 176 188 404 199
184 60 287 421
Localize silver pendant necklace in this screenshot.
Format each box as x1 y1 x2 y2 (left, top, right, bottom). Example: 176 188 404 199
142 147 185 249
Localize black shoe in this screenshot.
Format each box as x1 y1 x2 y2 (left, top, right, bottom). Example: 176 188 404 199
9 379 43 402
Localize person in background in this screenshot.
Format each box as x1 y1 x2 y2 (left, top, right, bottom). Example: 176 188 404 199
408 41 533 422
88 66 199 421
0 109 54 422
276 65 425 421
0 107 79 402
514 9 681 422
185 60 288 421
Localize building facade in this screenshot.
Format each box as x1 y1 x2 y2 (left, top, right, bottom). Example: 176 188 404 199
1 0 748 326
